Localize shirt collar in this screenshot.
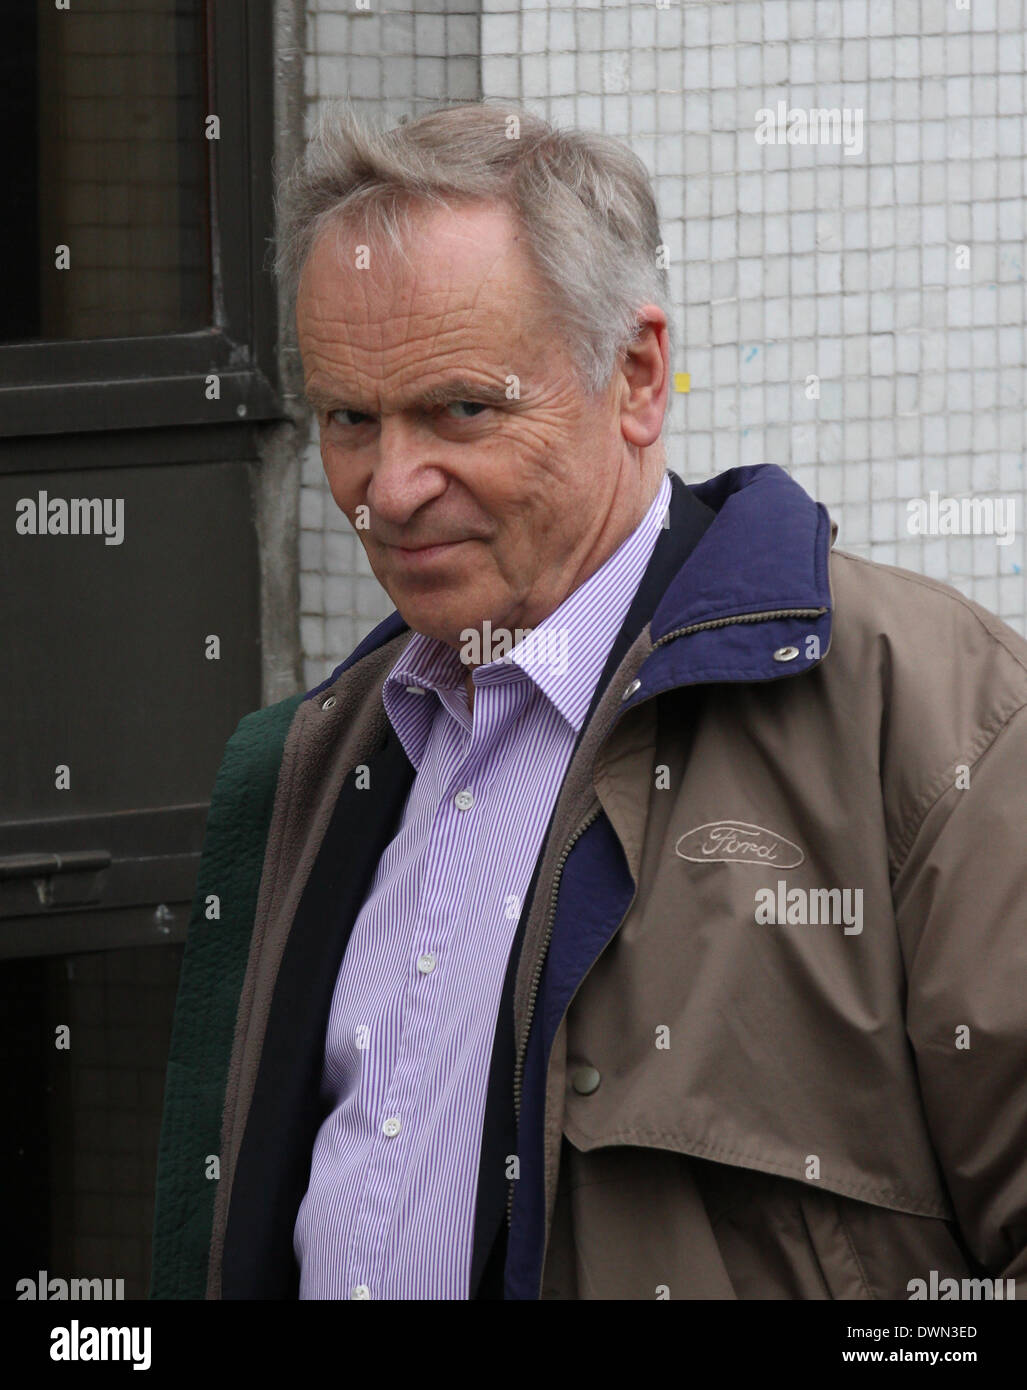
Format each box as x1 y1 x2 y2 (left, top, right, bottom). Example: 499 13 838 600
500 471 671 730
382 471 673 756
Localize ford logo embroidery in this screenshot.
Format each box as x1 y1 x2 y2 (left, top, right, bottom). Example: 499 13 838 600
675 820 805 869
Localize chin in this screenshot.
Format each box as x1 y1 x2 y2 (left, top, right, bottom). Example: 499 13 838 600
389 599 459 646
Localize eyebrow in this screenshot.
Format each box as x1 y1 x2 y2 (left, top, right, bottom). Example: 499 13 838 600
303 376 516 415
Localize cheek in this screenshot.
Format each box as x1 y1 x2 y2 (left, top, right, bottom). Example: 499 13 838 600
358 537 389 586
321 450 362 519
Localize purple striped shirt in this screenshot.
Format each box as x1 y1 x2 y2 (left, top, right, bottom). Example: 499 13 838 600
293 471 672 1299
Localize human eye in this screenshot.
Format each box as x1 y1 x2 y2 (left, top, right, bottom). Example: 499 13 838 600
327 407 372 428
443 400 489 419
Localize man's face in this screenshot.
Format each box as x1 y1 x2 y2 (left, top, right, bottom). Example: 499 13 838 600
296 200 662 650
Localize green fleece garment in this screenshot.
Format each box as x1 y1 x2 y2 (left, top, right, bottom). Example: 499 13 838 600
148 692 304 1299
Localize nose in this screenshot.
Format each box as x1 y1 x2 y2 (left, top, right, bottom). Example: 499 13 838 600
365 417 449 529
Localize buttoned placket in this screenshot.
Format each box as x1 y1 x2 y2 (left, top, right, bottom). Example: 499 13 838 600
344 668 533 1295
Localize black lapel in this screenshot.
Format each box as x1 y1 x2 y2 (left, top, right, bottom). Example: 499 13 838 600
221 722 415 1298
469 471 716 1297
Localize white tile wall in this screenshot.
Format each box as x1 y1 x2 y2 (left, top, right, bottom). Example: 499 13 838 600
298 0 1027 688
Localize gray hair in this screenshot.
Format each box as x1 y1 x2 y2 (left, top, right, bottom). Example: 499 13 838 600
273 99 674 398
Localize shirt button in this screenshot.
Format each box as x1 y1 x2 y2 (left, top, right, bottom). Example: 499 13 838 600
454 788 474 811
571 1065 601 1095
417 953 436 974
351 1285 371 1299
382 1116 401 1137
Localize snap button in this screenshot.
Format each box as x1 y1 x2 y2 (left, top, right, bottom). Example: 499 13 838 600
621 678 641 701
571 1065 601 1095
772 646 799 662
321 695 337 710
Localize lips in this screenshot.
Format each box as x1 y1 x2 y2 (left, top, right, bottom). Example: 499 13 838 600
390 538 468 565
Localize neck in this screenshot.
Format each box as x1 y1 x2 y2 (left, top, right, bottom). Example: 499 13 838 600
457 462 665 714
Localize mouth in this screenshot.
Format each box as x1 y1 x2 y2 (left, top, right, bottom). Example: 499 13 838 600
390 539 469 566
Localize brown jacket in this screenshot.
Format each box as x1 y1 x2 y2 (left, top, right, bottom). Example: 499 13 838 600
184 465 1027 1300
544 541 1027 1298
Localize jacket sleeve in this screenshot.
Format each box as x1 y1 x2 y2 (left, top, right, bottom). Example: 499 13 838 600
892 699 1027 1282
148 694 303 1299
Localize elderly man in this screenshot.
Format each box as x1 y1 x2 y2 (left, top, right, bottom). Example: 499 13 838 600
151 102 1027 1301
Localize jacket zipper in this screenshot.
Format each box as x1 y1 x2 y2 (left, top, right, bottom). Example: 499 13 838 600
503 603 829 1237
506 802 601 1231
651 606 827 649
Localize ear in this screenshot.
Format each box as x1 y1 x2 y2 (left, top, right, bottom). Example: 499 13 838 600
619 306 669 450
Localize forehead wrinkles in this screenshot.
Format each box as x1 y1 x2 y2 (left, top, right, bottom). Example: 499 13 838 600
305 294 489 357
300 239 542 402
308 211 540 333
332 271 508 344
302 309 499 403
